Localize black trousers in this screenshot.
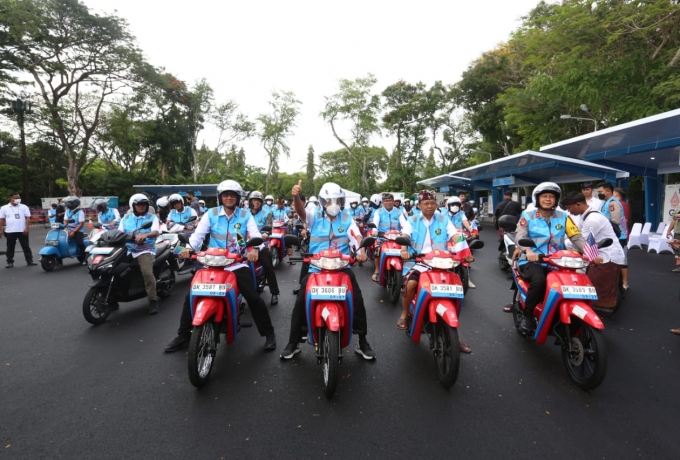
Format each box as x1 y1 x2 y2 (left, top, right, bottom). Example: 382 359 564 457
520 263 550 313
177 266 274 337
258 247 279 295
5 232 33 263
71 232 86 259
287 268 367 345
297 261 309 283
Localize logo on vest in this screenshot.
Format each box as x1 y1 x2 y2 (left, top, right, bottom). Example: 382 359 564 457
555 224 563 230
435 228 442 235
338 227 344 233
234 223 241 230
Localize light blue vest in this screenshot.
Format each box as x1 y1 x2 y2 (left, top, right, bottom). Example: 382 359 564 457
169 207 195 236
349 206 365 220
518 209 568 267
122 212 156 254
271 207 288 222
98 209 119 229
403 213 450 275
309 210 354 273
250 209 270 230
447 210 467 230
600 197 628 240
48 209 56 224
207 207 250 254
65 208 84 233
376 207 403 233
411 208 422 219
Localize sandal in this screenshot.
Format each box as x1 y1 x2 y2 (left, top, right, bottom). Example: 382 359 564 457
372 272 379 283
458 340 472 354
670 329 680 336
396 318 408 330
503 305 512 313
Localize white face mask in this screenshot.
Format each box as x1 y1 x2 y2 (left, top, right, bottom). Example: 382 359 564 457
326 204 341 217
12 198 21 204
350 203 357 209
449 205 460 213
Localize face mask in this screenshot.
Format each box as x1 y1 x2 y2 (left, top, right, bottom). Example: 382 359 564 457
350 203 357 209
449 205 460 213
326 204 341 217
266 200 273 206
597 193 606 200
12 198 21 204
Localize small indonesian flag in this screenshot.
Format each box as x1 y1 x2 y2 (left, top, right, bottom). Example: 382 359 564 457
448 234 472 258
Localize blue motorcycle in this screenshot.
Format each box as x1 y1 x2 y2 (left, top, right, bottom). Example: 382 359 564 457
38 222 91 271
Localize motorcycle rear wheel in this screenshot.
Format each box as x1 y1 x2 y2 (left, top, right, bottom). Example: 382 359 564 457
188 322 217 389
157 270 175 298
321 328 339 398
561 319 607 390
433 322 460 388
387 269 402 305
41 255 57 272
82 288 111 324
511 290 523 332
498 253 510 271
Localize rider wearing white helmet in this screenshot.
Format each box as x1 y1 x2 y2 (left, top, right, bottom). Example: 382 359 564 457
281 180 375 360
445 196 476 236
370 193 408 282
118 193 161 314
513 182 586 334
248 190 280 305
166 180 276 352
263 194 275 214
156 196 170 223
198 199 206 216
167 193 198 236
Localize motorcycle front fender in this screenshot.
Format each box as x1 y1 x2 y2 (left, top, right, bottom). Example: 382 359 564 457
388 257 403 271
428 299 459 328
192 298 224 327
314 301 344 332
88 277 110 288
269 239 280 248
560 300 604 330
39 247 59 256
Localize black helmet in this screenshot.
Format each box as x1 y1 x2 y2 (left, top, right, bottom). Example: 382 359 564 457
63 196 81 209
92 198 108 213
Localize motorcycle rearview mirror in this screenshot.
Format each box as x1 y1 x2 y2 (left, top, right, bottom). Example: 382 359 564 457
597 238 613 249
394 236 411 246
360 236 376 249
367 223 376 229
284 235 300 247
140 221 153 230
295 224 304 230
469 240 485 250
187 216 197 222
518 238 536 248
246 237 263 247
92 222 102 229
261 226 272 233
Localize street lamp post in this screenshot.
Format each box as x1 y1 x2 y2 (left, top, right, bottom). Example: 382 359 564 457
560 104 598 131
11 99 33 205
471 149 493 162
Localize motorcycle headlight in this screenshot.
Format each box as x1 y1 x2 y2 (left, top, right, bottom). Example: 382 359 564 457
46 240 60 246
51 223 60 229
311 257 349 270
553 257 589 269
197 254 235 267
385 233 398 240
423 257 456 269
97 262 114 272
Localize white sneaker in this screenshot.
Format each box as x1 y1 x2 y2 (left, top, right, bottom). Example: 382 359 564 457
468 279 476 289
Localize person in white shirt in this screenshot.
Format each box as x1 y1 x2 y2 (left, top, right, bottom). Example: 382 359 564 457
0 192 36 268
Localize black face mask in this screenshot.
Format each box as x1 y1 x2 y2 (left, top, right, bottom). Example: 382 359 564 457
597 193 606 200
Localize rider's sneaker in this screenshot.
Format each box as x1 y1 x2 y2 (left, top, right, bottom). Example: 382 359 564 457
271 295 279 306
280 343 300 360
468 279 476 289
520 316 535 335
264 333 276 350
292 285 301 295
355 337 376 360
148 300 159 315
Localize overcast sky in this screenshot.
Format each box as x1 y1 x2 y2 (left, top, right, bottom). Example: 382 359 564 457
82 0 545 175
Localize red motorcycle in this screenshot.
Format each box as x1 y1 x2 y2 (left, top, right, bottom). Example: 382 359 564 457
395 236 483 388
287 236 375 398
375 230 404 304
510 238 611 390
263 221 287 268
185 237 262 388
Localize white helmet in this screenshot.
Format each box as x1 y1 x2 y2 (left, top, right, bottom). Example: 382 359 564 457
370 193 382 207
129 193 150 214
532 182 561 208
199 199 205 205
446 196 462 213
248 191 264 207
156 196 169 208
264 194 274 203
404 198 411 204
361 196 369 204
318 183 345 217
217 180 244 198
349 197 359 205
168 193 184 206
308 196 318 204
284 200 289 206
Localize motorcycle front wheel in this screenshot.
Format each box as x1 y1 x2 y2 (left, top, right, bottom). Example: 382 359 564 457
41 255 58 272
82 287 112 324
271 247 280 269
511 290 523 333
433 322 460 389
320 328 339 398
188 321 217 389
561 319 607 390
387 269 402 305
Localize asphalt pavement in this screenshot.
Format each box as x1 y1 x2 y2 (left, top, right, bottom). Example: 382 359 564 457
1 227 680 459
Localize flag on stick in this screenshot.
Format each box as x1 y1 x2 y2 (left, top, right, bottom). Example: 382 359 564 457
583 232 600 261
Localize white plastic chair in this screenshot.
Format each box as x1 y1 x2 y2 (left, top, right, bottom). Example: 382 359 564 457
655 222 665 234
627 223 643 249
639 222 652 246
648 224 673 254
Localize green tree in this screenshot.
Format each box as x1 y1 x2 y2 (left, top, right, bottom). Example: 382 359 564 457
321 74 382 196
257 90 301 195
304 145 316 197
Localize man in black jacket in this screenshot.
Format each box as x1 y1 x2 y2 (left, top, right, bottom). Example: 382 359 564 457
494 191 522 228
457 191 476 222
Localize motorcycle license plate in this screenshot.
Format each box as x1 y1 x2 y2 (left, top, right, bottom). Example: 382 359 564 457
191 283 228 296
381 248 401 256
560 285 598 299
269 234 282 238
430 284 464 298
310 286 347 300
90 247 113 255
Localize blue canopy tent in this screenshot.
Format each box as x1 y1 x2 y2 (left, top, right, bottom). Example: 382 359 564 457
540 108 680 226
